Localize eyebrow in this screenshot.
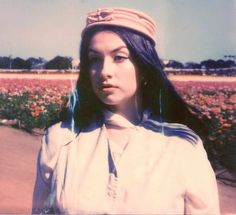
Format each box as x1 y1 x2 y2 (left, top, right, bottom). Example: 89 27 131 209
88 45 128 54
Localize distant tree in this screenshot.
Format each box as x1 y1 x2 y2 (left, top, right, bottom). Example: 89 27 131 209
45 56 72 70
225 60 235 67
12 57 31 69
201 59 236 69
26 57 40 66
165 60 184 68
0 56 11 69
184 62 201 69
215 59 226 68
200 59 217 69
26 57 46 69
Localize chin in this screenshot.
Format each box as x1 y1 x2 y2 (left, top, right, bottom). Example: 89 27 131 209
101 99 120 106
98 94 120 104
99 98 122 108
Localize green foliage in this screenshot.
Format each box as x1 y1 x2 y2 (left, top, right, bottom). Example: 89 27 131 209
0 93 62 131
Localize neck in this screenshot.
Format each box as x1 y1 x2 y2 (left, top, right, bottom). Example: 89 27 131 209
105 96 142 126
118 106 141 125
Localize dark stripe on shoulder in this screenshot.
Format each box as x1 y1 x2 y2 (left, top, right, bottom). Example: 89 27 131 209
141 119 199 144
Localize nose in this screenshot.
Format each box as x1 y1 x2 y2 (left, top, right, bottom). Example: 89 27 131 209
100 57 114 79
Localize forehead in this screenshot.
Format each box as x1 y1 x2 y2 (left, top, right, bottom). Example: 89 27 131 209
88 31 127 51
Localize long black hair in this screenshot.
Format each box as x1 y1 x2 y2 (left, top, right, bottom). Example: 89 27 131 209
64 25 209 141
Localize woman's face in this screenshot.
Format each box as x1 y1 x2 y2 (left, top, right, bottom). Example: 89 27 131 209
88 31 139 111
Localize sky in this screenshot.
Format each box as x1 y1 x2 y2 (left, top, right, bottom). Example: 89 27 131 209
0 0 235 63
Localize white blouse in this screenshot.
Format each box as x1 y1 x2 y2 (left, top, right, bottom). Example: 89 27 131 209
32 112 220 214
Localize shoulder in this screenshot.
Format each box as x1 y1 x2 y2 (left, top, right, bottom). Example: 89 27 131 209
43 121 80 147
175 136 219 214
38 121 80 183
40 121 80 166
141 116 199 144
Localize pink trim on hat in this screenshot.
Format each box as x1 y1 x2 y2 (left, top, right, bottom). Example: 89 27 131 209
82 7 157 45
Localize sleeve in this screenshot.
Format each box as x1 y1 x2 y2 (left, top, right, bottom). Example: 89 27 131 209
182 138 220 215
32 124 63 214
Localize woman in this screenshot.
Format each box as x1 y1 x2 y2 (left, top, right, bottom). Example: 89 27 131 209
32 7 220 214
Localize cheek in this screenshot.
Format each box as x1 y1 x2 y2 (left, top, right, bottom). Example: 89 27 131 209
128 78 138 94
122 67 138 91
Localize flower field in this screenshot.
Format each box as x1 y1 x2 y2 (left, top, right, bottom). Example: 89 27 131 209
0 79 73 131
174 81 236 172
174 81 236 144
0 77 235 172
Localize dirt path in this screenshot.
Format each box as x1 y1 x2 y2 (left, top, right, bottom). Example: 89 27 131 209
0 126 41 214
0 125 235 214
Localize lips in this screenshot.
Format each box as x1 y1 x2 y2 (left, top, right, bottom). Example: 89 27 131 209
99 83 117 91
100 83 115 89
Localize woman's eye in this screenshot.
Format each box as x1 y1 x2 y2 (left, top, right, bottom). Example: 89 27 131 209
114 55 128 62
